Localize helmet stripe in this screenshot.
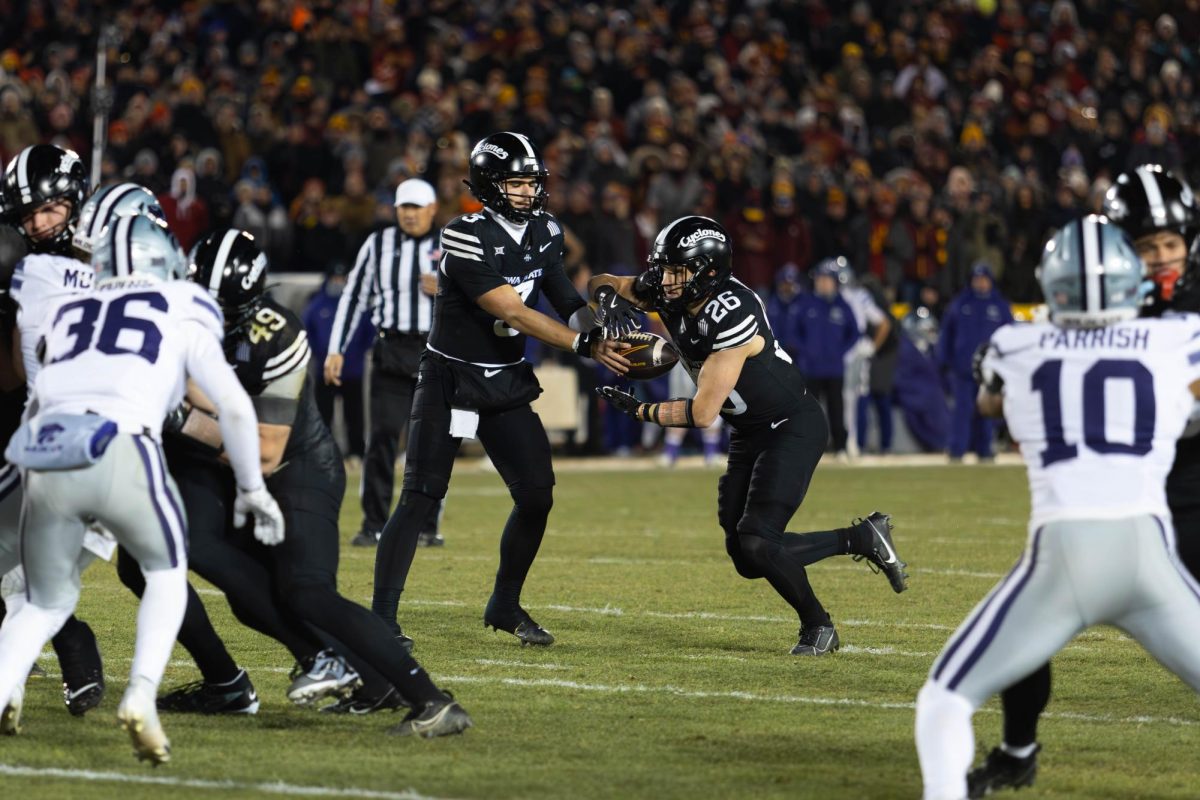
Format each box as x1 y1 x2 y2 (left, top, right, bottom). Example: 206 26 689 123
1136 167 1167 227
111 215 134 277
14 147 32 203
1079 216 1103 314
510 132 536 158
89 184 135 242
209 229 241 299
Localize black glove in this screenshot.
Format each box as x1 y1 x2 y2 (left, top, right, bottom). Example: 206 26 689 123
971 342 1002 393
572 326 602 357
593 285 642 339
632 267 662 308
597 385 641 417
163 402 189 435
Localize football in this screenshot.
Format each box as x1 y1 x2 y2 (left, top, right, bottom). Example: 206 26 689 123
618 331 679 380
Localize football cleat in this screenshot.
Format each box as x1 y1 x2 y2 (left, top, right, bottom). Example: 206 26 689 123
351 528 380 547
287 648 362 706
396 629 415 654
387 695 472 739
483 598 554 646
417 530 444 548
851 511 909 593
117 677 171 766
790 624 840 656
53 618 105 716
968 744 1040 798
320 686 409 715
1 684 23 735
157 669 259 715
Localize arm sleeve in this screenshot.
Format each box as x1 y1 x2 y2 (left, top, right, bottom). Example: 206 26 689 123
542 260 587 322
328 235 375 355
184 328 265 492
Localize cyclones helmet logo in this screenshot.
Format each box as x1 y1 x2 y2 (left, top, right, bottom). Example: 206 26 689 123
679 228 726 248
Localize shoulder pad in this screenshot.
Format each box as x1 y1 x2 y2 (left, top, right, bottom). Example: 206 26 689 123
173 282 225 341
441 217 486 262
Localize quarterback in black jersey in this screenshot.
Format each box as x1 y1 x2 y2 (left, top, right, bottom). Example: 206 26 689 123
371 131 629 647
117 230 471 735
966 165 1200 797
592 216 909 655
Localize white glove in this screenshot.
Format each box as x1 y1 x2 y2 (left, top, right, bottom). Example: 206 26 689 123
234 485 285 546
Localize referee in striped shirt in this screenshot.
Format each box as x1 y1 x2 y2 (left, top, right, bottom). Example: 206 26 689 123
324 179 444 548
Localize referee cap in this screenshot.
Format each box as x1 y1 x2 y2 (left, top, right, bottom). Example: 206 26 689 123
395 179 436 207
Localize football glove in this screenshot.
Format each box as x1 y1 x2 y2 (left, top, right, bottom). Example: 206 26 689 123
971 342 1003 394
572 326 603 357
597 385 641 418
234 485 286 546
593 285 642 339
162 403 189 435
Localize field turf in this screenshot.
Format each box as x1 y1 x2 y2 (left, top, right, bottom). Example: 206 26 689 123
3 460 1199 799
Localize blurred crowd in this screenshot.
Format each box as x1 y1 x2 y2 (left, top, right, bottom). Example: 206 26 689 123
2 0 1198 304
1 0 1195 456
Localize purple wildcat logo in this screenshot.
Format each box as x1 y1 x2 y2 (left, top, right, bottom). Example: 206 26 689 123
37 424 64 445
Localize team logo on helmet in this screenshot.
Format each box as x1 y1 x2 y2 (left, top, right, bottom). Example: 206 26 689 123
476 142 509 160
242 252 268 291
679 228 727 248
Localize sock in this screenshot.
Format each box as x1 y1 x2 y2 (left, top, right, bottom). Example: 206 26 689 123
1000 664 1051 748
177 583 241 685
915 682 976 800
371 588 404 634
131 565 188 688
1001 742 1039 759
740 535 832 628
0 603 73 711
492 488 552 605
373 490 438 625
662 440 682 463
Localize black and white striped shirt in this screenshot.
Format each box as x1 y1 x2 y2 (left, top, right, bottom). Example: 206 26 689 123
328 226 438 355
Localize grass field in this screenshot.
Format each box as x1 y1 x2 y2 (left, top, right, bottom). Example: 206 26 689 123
3 459 1200 799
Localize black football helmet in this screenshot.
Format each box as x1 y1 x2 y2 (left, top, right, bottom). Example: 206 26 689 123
464 131 549 223
1103 164 1197 243
1 144 88 255
645 215 734 309
188 229 269 334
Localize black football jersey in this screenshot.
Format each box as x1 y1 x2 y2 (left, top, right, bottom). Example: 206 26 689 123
226 297 332 465
659 278 807 431
428 209 585 366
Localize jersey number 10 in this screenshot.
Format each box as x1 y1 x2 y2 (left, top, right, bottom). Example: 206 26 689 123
1032 358 1155 467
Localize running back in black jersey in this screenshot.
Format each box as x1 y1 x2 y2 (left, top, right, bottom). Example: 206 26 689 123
225 297 333 466
658 277 806 430
428 208 585 366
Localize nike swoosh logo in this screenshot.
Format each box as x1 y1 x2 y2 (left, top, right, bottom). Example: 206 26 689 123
689 337 701 344
609 295 620 308
246 689 258 703
539 242 553 252
484 368 502 377
770 418 789 429
868 519 898 564
66 682 101 700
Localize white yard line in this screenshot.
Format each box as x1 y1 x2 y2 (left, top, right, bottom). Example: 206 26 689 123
0 764 453 800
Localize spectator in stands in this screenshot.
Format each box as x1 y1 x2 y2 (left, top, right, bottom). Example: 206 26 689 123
158 166 209 252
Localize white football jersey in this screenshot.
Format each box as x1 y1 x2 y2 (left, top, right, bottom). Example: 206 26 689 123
984 315 1200 527
32 276 231 438
10 253 95 386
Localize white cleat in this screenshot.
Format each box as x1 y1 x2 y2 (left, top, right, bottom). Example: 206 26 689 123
1 684 23 735
117 678 170 766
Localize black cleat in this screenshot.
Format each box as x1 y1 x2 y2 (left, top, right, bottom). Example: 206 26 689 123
387 695 472 738
53 618 105 716
320 686 410 715
483 598 554 646
417 530 444 547
852 511 909 593
790 624 840 656
351 528 380 547
157 669 259 715
396 629 415 654
968 745 1040 798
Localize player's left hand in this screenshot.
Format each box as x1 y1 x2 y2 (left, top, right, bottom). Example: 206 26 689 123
593 285 642 339
597 385 641 418
234 485 286 546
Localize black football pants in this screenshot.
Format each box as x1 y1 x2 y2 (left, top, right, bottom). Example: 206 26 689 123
718 393 854 629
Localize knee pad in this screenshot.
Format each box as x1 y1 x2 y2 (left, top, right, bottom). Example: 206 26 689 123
510 486 554 518
725 534 764 580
